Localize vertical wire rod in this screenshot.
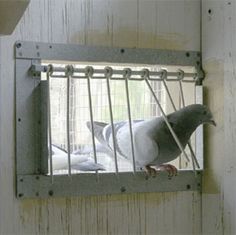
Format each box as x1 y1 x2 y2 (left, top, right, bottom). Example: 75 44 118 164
46 66 53 183
124 69 136 174
178 79 200 169
105 67 119 175
162 70 199 172
162 79 190 163
162 71 198 173
145 78 191 164
66 65 72 177
86 67 98 179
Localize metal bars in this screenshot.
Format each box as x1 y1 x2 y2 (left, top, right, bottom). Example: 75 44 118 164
42 64 198 176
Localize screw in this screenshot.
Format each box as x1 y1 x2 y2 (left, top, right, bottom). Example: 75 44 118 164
18 193 24 198
120 48 125 54
120 186 126 193
18 118 21 122
186 52 190 57
48 190 54 196
186 184 191 190
16 43 22 48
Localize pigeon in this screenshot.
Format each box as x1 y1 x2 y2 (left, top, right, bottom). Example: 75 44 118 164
86 104 216 176
51 144 105 171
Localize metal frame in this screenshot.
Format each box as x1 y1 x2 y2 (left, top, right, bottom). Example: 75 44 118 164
15 41 203 199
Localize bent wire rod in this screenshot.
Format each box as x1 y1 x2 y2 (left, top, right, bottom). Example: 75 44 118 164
124 68 136 174
162 70 200 174
178 77 200 169
105 67 119 176
65 65 73 177
85 66 99 179
144 77 191 167
46 65 53 183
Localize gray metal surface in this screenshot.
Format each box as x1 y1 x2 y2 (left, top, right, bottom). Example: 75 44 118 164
17 170 202 199
15 41 201 67
15 59 41 175
15 41 204 198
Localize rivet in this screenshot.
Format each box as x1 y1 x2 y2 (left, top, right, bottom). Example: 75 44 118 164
120 48 125 54
18 193 24 198
16 42 22 48
186 52 190 57
19 178 23 182
49 45 52 49
18 118 21 122
48 190 54 196
186 184 191 190
208 9 212 15
120 186 126 193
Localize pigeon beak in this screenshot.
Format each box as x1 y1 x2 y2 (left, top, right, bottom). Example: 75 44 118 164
208 119 216 126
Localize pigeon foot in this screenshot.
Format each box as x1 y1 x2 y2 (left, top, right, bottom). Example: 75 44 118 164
155 164 178 177
144 165 158 179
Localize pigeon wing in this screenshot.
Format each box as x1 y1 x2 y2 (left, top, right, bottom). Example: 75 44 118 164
86 121 114 155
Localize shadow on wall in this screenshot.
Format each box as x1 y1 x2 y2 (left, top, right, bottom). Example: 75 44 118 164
203 59 224 194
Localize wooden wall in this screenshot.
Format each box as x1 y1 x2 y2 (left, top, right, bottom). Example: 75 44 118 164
0 1 201 234
202 0 236 234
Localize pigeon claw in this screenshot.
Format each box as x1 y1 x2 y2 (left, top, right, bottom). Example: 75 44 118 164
144 165 158 179
156 164 178 178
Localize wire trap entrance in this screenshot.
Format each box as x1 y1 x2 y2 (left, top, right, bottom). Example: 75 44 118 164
36 63 201 177
15 41 203 198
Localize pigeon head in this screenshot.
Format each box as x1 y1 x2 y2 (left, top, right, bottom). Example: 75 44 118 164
191 104 216 126
167 104 216 133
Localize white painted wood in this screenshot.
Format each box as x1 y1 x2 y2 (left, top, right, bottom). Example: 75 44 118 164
0 0 201 234
0 0 30 35
202 0 236 234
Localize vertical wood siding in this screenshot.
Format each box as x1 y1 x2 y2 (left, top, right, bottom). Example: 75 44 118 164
202 0 236 234
0 1 201 234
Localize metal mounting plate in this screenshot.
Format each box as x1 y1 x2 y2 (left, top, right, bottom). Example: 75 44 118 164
17 171 201 199
15 40 201 66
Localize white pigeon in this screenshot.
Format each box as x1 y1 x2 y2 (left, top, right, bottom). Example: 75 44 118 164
87 104 216 176
51 145 105 171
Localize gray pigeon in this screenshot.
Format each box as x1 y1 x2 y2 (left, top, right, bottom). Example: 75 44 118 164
87 104 216 176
